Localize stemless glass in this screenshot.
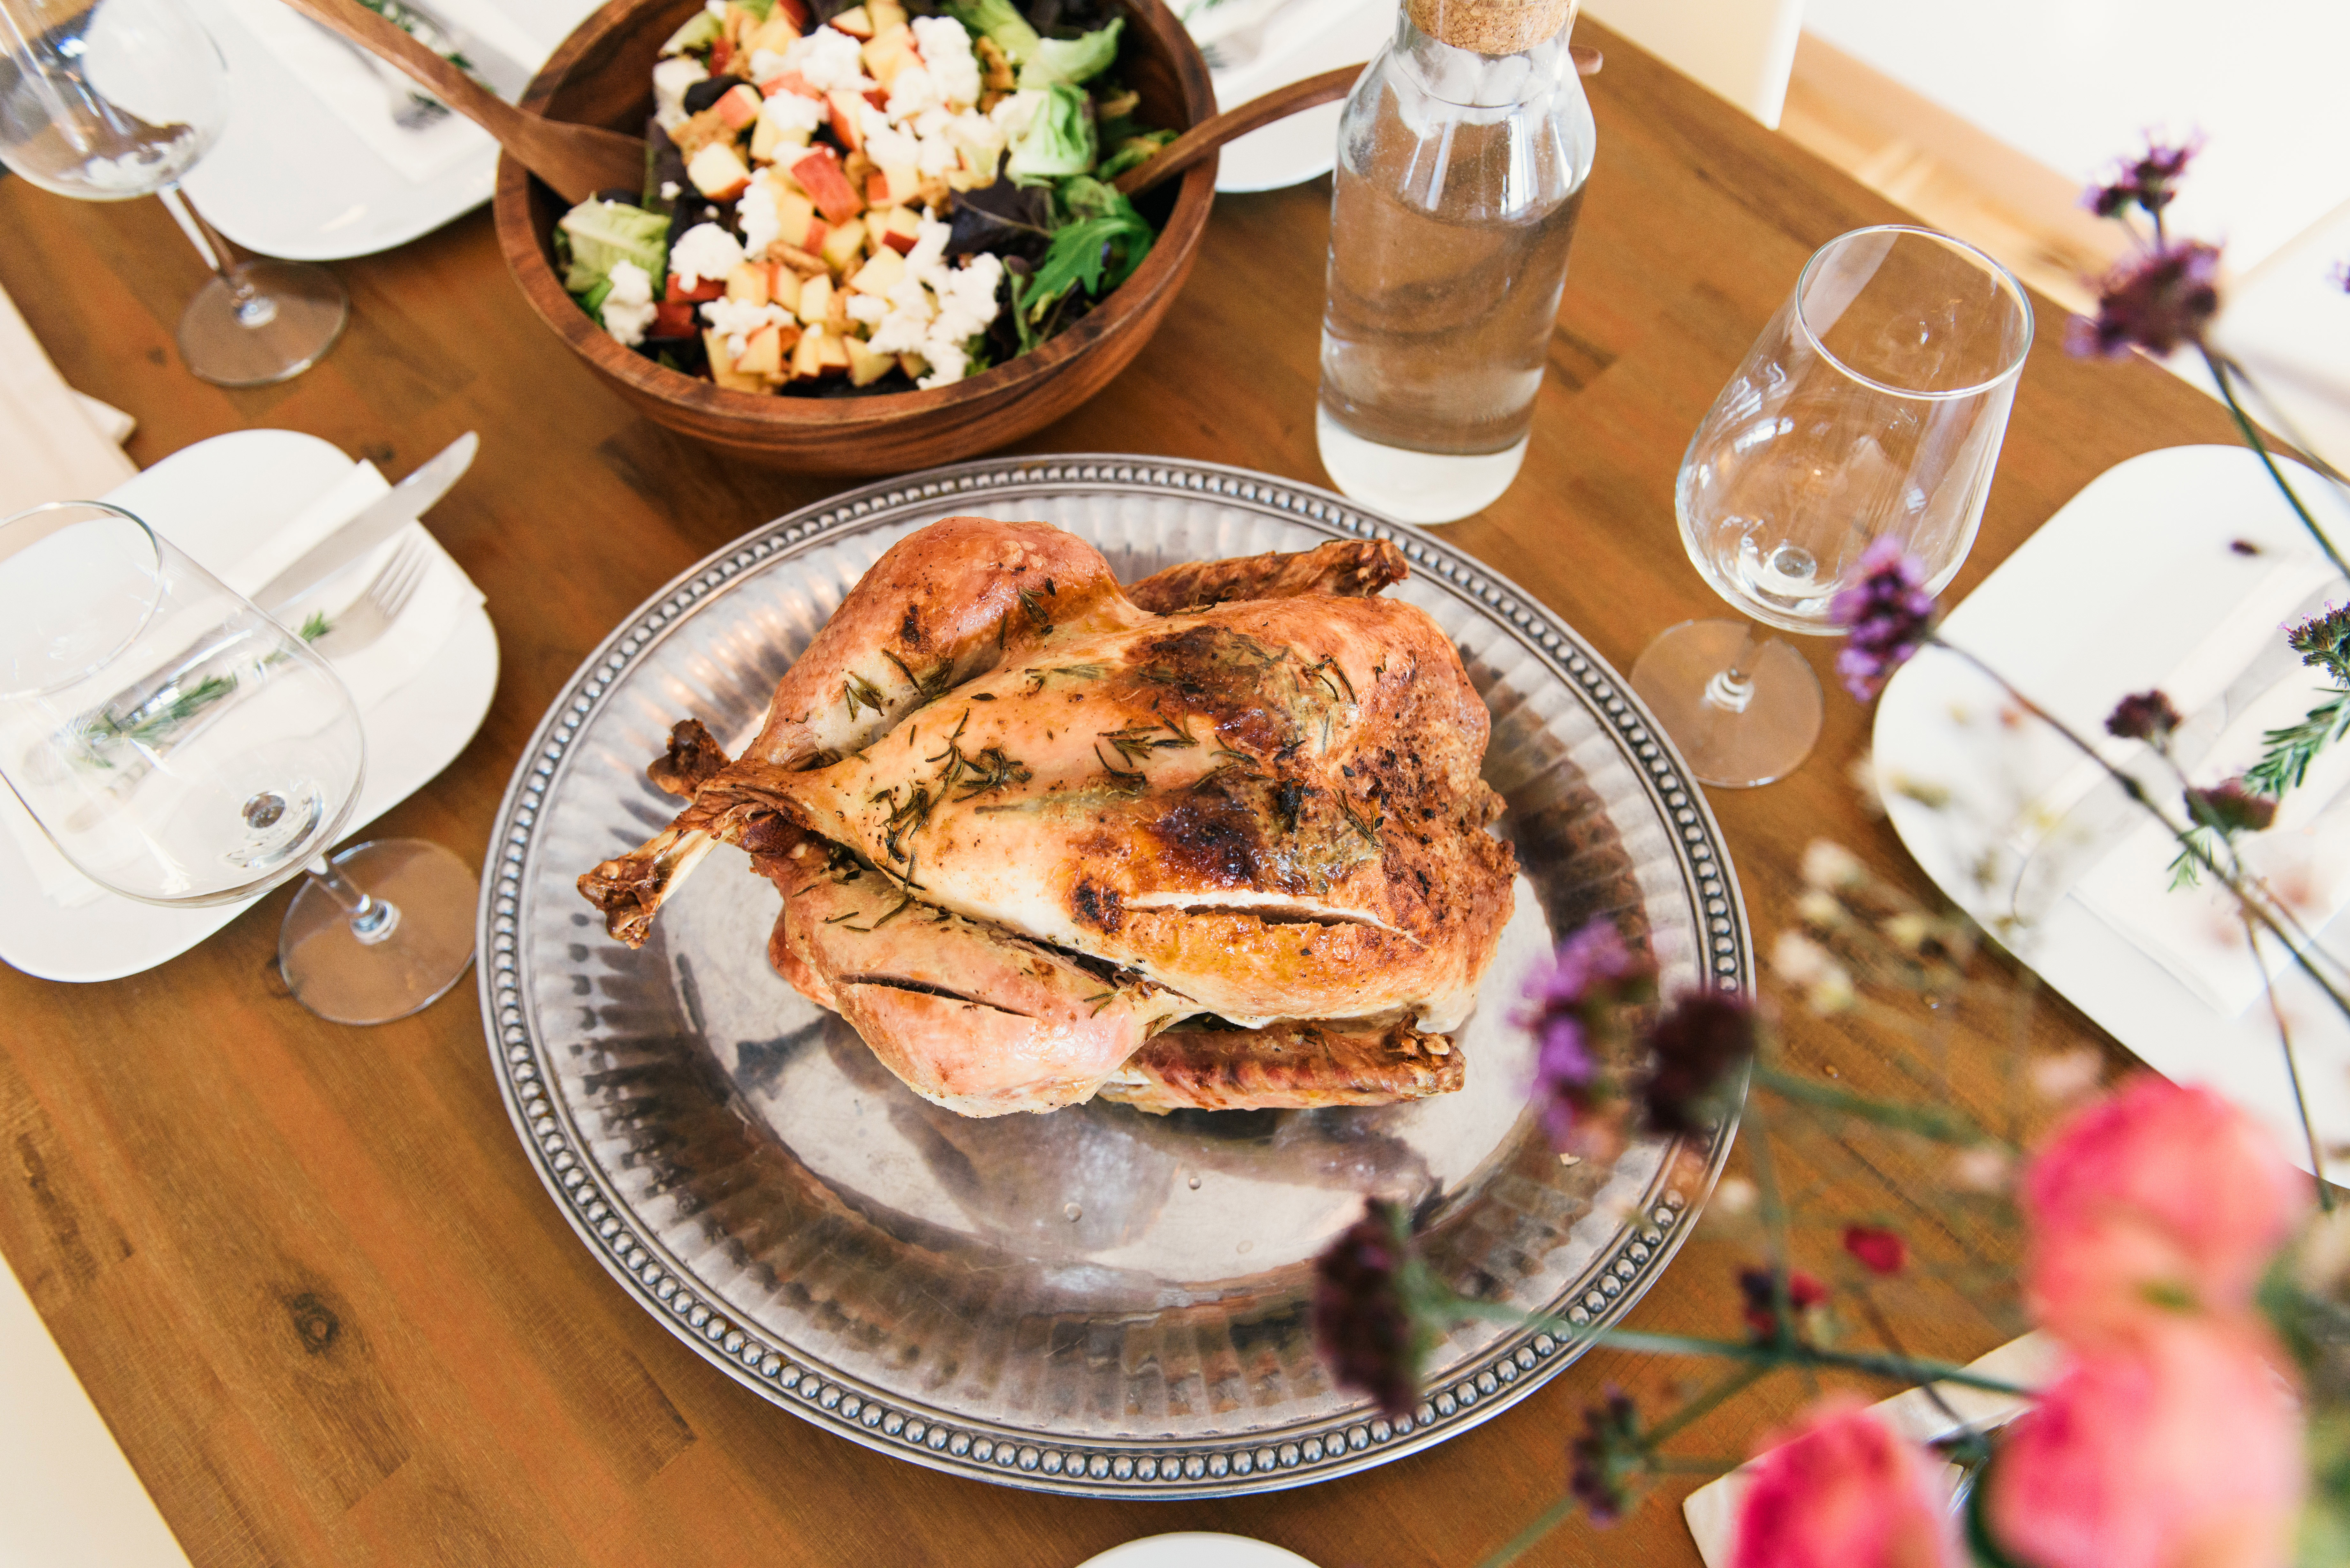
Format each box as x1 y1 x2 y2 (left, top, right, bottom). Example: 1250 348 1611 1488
1631 225 2033 787
0 502 474 1023
0 0 347 386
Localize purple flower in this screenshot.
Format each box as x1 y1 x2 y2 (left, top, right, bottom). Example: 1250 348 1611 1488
1569 1387 1644 1525
2183 778 2277 835
2067 241 2222 358
2082 136 2201 222
1522 918 1657 1152
1829 538 1939 702
1310 1199 1424 1419
2104 690 2181 742
1639 991 1756 1134
2287 602 2350 674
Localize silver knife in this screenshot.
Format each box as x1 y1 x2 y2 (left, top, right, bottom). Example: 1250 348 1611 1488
252 431 477 616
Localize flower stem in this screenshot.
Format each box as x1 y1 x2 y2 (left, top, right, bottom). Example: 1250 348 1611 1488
2239 910 2335 1209
1752 1064 1998 1147
2200 344 2349 579
1475 1495 1579 1568
1641 1361 1770 1447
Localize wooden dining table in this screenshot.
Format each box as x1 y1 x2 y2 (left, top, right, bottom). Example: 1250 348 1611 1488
0 18 2242 1566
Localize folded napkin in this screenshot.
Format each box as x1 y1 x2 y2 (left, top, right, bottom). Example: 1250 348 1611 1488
0 460 483 908
211 0 499 185
0 281 136 516
1682 1333 2060 1566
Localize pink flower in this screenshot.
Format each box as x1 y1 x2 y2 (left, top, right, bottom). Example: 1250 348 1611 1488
1985 1315 2301 1568
1731 1397 1958 1568
2022 1075 2307 1342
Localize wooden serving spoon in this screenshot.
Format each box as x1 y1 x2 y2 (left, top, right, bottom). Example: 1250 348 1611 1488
1115 45 1603 198
273 0 642 203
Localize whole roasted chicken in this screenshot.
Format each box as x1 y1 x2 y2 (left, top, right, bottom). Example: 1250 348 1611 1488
580 517 1516 1117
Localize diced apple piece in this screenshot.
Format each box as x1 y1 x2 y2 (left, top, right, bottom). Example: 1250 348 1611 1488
687 142 753 200
750 113 812 163
815 332 851 373
714 82 763 129
847 246 906 297
760 69 820 99
865 161 920 208
724 262 771 306
706 328 767 393
823 285 851 334
667 271 724 304
795 273 833 327
651 299 698 337
747 15 800 54
824 89 872 155
766 263 802 314
896 351 928 380
790 147 865 224
791 326 826 380
878 205 924 255
842 333 896 387
765 190 816 253
735 323 785 379
860 24 915 85
819 216 867 276
829 4 872 36
868 0 906 30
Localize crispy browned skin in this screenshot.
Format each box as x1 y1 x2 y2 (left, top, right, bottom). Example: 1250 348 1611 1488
647 718 730 798
1098 1016 1463 1114
1125 539 1409 614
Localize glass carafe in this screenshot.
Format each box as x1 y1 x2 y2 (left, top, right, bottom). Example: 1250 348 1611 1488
1315 0 1595 525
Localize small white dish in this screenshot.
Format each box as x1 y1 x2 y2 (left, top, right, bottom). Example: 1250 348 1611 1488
178 0 603 261
0 428 498 984
1873 443 2350 1172
1077 1534 1321 1568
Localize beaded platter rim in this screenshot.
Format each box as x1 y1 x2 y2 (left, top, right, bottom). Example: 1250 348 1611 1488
479 455 1752 1498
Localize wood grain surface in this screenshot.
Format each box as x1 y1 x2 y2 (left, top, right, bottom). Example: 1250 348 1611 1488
0 19 2239 1567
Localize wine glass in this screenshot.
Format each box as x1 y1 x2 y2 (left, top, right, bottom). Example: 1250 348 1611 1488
0 0 347 387
1630 225 2034 787
0 501 475 1023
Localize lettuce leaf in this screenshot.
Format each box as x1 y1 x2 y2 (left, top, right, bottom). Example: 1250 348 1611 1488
1004 81 1096 178
558 197 671 298
1017 17 1120 87
943 0 1040 64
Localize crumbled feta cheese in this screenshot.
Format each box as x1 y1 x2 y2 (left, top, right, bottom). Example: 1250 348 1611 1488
885 275 935 319
920 340 968 385
701 297 794 355
760 89 825 138
652 56 709 132
864 118 919 169
747 47 789 82
945 109 1003 168
600 260 659 347
902 214 952 288
670 222 746 290
865 251 1003 389
660 179 681 200
914 130 959 176
704 0 724 15
844 293 888 324
909 16 981 108
989 88 1042 141
911 105 953 139
885 63 941 120
779 26 872 92
737 174 784 260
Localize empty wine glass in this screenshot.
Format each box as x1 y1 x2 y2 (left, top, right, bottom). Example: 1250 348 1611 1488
0 501 475 1023
0 0 347 386
1631 225 2033 787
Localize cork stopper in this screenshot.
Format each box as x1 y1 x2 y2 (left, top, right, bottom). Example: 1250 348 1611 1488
1404 0 1576 55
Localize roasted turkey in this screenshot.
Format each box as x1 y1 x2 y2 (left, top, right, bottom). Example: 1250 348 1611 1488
579 517 1516 1117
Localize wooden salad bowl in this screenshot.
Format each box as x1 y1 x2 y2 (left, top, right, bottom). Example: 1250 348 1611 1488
493 0 1218 473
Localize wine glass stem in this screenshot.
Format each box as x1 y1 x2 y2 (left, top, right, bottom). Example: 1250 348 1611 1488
305 855 401 946
158 185 278 327
1703 627 1759 715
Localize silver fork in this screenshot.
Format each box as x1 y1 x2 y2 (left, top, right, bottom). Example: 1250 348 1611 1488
321 27 451 131
312 536 432 657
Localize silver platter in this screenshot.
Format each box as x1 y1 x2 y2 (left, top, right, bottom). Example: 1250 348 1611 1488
480 456 1751 1497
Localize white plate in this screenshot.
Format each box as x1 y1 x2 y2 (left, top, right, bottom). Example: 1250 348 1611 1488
1873 444 2350 1172
1077 1535 1320 1568
178 0 601 261
1200 0 1388 192
0 429 499 983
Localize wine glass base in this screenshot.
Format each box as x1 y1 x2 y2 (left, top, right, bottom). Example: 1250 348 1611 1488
178 260 348 388
1630 618 1824 788
280 839 476 1025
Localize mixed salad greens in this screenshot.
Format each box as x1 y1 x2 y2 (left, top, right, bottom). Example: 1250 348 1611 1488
552 0 1176 396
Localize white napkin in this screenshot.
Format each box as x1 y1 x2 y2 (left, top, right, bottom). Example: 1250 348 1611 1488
0 461 482 908
210 0 498 185
1681 1333 2060 1567
0 280 136 515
